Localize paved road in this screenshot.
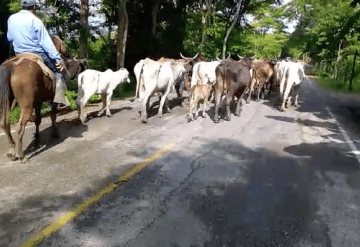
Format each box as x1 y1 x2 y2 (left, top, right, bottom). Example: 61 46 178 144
0 78 359 247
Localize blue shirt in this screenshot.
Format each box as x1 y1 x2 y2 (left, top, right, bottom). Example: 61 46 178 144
7 10 61 61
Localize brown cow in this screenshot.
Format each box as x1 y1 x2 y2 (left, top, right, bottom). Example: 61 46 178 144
188 84 212 121
246 60 276 103
213 58 252 123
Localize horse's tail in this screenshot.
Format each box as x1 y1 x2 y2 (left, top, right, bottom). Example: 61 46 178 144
0 65 11 124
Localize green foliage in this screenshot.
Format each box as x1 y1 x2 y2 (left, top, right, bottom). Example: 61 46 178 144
65 90 78 111
317 76 360 93
9 106 21 124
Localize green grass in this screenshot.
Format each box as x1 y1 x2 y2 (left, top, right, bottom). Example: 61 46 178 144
316 76 360 93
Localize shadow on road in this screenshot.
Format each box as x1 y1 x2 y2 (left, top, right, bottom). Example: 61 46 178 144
2 134 359 247
24 118 88 159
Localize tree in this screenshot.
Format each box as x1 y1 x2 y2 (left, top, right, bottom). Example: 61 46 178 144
222 0 242 58
117 0 128 69
79 0 89 59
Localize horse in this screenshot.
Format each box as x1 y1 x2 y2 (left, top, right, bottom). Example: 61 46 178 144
0 41 87 162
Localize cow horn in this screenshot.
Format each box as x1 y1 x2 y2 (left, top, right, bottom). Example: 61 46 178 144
180 52 191 60
191 53 199 60
251 55 256 60
215 55 221 61
227 52 231 59
237 54 244 60
180 52 199 60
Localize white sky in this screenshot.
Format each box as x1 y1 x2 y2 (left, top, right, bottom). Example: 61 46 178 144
282 0 297 33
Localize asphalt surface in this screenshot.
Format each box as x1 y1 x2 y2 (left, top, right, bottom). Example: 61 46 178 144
0 78 359 247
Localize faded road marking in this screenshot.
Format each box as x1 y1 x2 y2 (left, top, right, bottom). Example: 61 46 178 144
21 143 176 247
326 107 360 165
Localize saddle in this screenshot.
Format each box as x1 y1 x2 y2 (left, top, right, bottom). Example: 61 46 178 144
6 53 55 83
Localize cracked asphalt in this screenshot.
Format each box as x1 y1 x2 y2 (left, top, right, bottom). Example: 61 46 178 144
0 77 360 247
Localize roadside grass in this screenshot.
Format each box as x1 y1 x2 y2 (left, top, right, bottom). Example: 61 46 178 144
8 77 136 124
315 74 360 94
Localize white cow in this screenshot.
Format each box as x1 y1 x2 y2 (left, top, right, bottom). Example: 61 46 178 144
134 59 187 98
190 61 221 87
134 58 177 123
278 61 305 111
77 68 130 123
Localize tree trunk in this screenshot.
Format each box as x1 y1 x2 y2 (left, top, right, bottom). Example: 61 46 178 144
149 0 161 54
117 0 128 69
200 6 208 54
79 0 89 59
349 50 358 91
222 0 242 59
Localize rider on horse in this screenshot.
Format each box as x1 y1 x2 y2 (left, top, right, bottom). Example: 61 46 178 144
7 0 69 107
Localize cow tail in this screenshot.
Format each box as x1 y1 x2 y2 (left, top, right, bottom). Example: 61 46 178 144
0 65 11 125
136 61 145 98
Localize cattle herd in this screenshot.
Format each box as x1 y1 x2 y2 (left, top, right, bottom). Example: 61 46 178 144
77 53 306 124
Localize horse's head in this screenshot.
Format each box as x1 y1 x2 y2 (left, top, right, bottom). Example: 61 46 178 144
63 58 88 81
51 35 69 59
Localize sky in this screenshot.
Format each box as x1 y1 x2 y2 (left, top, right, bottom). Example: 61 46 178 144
282 0 297 33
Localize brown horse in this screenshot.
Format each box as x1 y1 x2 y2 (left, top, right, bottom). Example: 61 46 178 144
0 45 87 162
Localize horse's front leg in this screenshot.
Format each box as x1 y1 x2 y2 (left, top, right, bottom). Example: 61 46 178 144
51 103 60 138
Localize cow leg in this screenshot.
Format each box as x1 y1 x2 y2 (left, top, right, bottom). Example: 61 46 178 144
194 101 200 120
280 80 291 112
105 92 113 117
286 95 292 108
188 97 194 122
78 93 92 124
292 84 301 108
246 78 255 104
51 103 60 138
34 104 42 148
235 86 247 116
213 89 222 123
165 97 172 113
202 97 208 118
158 86 171 118
141 92 152 123
97 93 107 117
225 93 233 121
16 106 32 162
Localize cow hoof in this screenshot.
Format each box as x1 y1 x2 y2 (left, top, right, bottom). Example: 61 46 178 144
6 151 16 160
234 112 240 117
246 99 251 104
141 119 148 124
20 156 29 164
97 111 104 117
158 113 163 118
106 113 112 118
213 117 219 123
225 116 231 121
